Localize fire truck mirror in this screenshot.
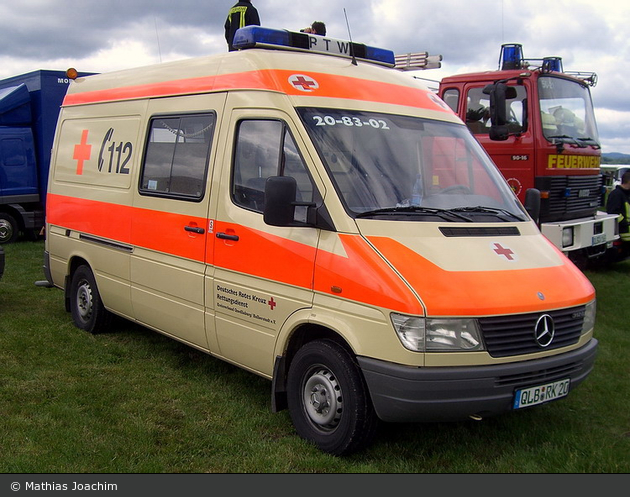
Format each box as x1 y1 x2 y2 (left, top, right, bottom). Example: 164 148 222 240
524 188 541 223
489 125 509 141
484 82 514 140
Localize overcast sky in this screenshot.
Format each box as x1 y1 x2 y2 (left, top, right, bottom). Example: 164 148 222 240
2 0 629 154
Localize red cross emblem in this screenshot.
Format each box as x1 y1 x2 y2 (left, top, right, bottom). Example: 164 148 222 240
268 297 277 310
492 242 515 261
288 74 319 92
73 129 92 175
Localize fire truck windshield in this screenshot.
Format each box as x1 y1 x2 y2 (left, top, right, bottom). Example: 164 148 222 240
298 108 526 222
538 76 600 147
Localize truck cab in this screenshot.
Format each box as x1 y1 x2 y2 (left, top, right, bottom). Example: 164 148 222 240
0 70 93 243
439 44 618 267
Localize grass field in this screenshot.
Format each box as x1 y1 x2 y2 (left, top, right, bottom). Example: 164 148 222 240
1 240 628 473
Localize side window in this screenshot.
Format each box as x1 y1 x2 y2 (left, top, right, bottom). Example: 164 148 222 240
442 88 460 113
466 86 527 135
232 119 314 213
140 113 215 199
465 87 491 134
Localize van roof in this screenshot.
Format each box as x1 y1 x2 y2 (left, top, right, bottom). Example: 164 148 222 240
63 42 458 123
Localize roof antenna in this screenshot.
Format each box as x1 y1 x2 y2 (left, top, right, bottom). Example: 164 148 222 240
154 15 163 63
343 8 358 66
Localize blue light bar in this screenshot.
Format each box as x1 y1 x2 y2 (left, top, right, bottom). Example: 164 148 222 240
500 43 523 70
542 57 563 73
232 26 396 66
233 26 291 48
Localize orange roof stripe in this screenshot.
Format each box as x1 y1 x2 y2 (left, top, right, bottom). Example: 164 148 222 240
63 68 450 114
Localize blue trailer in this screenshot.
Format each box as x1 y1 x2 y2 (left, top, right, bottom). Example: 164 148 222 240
0 70 93 243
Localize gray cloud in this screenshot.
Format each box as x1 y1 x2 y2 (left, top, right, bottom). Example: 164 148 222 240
1 0 629 153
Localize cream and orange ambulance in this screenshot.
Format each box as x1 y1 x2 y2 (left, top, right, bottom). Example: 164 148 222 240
43 27 598 455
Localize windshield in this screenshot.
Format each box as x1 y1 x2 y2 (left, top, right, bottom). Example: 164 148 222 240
538 76 599 146
297 108 526 222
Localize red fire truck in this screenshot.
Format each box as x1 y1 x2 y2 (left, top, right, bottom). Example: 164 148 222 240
437 44 617 267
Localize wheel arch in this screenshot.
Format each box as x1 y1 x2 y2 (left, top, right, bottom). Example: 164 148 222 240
63 255 91 312
272 321 358 413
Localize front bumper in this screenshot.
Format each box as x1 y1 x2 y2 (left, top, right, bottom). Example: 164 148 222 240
541 211 618 254
358 338 598 423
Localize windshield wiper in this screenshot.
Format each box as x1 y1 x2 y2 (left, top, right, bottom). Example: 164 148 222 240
575 137 601 148
355 206 473 222
547 134 581 145
547 134 596 148
448 206 526 221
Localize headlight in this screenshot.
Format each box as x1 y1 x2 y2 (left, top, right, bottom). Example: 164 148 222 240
391 314 425 351
581 299 596 335
391 313 485 352
562 226 574 248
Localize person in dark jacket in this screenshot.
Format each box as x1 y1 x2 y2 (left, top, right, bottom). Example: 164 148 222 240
606 170 630 243
224 0 261 51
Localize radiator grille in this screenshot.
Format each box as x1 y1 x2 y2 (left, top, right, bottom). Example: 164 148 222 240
479 306 585 358
537 175 602 221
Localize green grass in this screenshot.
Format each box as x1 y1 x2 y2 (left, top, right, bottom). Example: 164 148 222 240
1 240 628 473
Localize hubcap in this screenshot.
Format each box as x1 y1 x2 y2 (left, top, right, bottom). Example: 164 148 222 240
76 281 93 321
303 368 342 430
0 221 13 243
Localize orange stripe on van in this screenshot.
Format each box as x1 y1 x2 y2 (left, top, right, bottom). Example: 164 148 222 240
47 194 424 313
47 194 133 244
274 70 446 112
63 71 282 106
213 221 316 290
313 234 423 315
368 236 595 316
47 194 207 261
214 229 423 313
63 69 448 114
48 194 592 317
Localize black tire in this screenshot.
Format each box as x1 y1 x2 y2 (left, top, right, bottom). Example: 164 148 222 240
0 212 19 244
69 265 112 334
287 339 378 456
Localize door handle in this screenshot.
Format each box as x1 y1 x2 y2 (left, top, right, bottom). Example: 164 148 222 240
184 226 205 234
216 232 239 241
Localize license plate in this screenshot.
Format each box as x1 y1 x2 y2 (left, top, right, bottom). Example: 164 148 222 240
592 233 606 245
513 379 570 409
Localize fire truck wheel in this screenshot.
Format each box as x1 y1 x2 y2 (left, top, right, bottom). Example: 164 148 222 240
70 265 113 334
286 339 378 456
0 212 19 244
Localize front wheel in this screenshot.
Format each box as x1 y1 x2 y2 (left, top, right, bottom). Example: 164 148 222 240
69 265 112 334
286 339 378 456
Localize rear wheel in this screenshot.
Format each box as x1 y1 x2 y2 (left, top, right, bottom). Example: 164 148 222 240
0 212 19 244
287 339 378 456
69 265 112 334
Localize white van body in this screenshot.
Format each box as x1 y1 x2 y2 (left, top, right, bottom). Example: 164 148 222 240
44 27 598 455
601 164 630 193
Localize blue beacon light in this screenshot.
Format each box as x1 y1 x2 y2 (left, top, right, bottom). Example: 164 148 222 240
542 57 563 73
232 26 396 66
500 43 524 70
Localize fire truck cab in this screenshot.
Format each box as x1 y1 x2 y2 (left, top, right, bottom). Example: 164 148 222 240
439 44 618 267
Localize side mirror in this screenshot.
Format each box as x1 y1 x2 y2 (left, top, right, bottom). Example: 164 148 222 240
489 124 510 141
524 188 541 223
483 83 517 141
263 176 298 226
